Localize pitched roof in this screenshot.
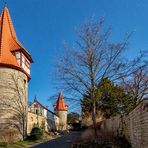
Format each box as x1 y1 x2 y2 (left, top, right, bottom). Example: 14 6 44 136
54 91 68 111
34 99 59 117
0 6 33 77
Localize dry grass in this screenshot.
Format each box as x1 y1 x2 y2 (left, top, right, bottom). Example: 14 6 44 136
80 128 115 143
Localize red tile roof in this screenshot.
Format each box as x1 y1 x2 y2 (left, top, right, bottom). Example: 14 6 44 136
54 91 68 111
0 6 33 79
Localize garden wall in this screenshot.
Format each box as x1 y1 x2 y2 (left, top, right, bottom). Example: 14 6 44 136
27 112 48 134
100 99 148 148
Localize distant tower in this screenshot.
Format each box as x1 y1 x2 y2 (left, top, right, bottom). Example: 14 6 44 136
0 6 33 139
53 92 68 130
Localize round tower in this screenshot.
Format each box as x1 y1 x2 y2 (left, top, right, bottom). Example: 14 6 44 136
0 6 33 140
53 92 68 130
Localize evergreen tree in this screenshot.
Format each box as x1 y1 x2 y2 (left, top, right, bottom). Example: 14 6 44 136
81 78 133 118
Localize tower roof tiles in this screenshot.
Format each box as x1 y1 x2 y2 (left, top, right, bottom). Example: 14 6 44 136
54 91 68 111
0 6 33 78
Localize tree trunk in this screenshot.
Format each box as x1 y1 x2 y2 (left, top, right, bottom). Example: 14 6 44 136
92 100 98 140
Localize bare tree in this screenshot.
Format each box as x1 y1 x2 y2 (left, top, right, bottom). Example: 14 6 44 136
0 74 28 140
55 18 147 138
122 64 148 103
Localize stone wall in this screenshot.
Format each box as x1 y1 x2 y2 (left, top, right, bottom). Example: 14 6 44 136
100 99 148 148
27 112 48 134
0 67 28 140
27 111 59 134
128 100 148 148
82 114 104 127
55 111 67 130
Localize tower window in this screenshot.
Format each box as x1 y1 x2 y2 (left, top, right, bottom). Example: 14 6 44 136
24 79 26 84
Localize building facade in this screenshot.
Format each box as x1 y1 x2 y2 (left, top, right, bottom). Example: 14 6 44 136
0 6 33 140
27 99 59 134
28 92 68 133
0 6 68 142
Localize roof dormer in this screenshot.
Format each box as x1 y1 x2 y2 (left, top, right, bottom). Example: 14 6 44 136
0 6 33 80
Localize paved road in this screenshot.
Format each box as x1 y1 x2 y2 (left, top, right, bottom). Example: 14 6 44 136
31 131 81 148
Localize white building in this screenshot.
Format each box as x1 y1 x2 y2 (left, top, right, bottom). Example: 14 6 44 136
28 98 59 133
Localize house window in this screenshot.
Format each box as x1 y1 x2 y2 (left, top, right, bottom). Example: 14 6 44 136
36 109 39 115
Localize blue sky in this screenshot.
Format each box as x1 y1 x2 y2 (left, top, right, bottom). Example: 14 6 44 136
2 0 148 112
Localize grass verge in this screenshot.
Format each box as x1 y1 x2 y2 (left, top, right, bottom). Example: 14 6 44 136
0 135 57 148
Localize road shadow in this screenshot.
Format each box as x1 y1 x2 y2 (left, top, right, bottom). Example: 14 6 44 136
31 131 81 148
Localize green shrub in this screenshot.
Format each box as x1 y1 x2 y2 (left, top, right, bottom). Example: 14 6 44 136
30 127 43 140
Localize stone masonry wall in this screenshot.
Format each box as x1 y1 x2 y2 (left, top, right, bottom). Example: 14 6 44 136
56 111 67 130
100 99 148 148
27 112 48 134
82 111 104 127
0 67 28 140
128 100 148 148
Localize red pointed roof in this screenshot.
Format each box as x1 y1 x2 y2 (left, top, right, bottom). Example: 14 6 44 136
54 91 68 111
0 6 33 78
